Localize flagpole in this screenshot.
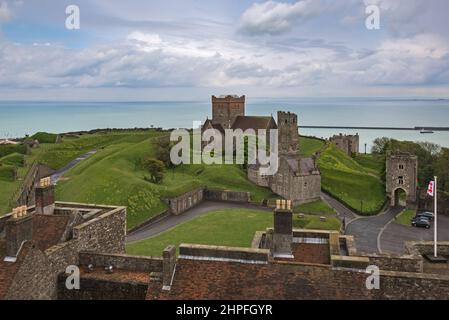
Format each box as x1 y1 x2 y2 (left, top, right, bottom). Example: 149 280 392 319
434 176 438 258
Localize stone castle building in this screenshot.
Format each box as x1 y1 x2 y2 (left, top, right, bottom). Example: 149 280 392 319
329 133 359 156
203 95 321 205
386 152 418 207
0 179 126 299
248 111 321 205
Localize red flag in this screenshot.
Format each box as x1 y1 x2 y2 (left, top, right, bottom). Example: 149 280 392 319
427 181 435 197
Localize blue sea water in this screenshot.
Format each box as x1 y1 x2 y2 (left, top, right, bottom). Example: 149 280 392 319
1 97 449 150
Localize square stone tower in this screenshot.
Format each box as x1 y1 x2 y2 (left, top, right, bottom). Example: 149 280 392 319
386 152 418 206
211 95 245 129
277 111 299 156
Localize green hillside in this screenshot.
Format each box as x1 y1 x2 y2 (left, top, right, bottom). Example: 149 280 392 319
299 136 325 157
56 132 276 229
318 144 386 215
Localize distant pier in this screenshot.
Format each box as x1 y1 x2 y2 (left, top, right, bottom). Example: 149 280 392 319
299 126 449 132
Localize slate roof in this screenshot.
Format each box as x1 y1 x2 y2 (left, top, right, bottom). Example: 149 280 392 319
0 240 31 299
231 116 277 131
32 214 71 251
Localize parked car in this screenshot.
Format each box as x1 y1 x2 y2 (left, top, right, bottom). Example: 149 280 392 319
411 217 431 229
416 211 434 221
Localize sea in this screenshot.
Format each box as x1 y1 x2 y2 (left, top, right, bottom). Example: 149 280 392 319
1 97 449 151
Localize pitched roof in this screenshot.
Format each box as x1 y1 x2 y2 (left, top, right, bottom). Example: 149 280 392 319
0 240 31 299
202 119 225 135
231 116 277 131
32 214 71 251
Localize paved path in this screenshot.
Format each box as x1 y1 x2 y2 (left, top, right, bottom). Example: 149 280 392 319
381 214 449 254
321 192 358 223
345 206 403 254
51 150 97 183
126 201 272 243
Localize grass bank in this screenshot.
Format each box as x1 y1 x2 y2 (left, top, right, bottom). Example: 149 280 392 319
318 144 386 215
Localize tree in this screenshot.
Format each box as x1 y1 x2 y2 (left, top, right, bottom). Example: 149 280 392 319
435 148 449 192
154 136 174 169
143 158 165 184
371 137 391 154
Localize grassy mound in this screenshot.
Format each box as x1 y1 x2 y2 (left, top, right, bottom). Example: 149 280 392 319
126 209 272 257
0 144 27 158
30 132 58 144
318 144 386 215
299 136 325 157
0 153 25 167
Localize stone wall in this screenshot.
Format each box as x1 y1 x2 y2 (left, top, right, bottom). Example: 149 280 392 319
366 254 423 273
204 189 251 203
165 188 204 215
179 244 269 263
16 163 56 207
79 252 163 273
6 204 127 300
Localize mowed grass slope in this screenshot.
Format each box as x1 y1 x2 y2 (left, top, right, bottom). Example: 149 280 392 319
56 132 275 229
299 136 325 157
318 144 386 215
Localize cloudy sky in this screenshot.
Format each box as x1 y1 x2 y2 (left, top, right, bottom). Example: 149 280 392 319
0 0 448 100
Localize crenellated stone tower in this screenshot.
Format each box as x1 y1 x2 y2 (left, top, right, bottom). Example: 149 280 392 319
211 95 245 129
277 111 299 155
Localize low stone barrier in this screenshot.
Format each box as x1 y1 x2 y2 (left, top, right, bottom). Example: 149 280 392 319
164 187 204 215
179 244 269 263
79 251 163 273
204 189 251 203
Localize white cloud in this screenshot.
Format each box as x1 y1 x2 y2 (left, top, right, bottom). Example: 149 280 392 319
0 1 11 22
238 0 324 36
0 30 448 94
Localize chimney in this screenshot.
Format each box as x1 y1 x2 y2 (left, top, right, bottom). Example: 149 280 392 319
162 245 176 291
272 200 293 259
5 206 33 259
35 177 55 215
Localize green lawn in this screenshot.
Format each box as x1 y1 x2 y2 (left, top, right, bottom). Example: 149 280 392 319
293 214 341 231
126 208 341 257
395 209 417 226
293 199 336 215
318 144 386 215
126 209 273 257
299 136 325 157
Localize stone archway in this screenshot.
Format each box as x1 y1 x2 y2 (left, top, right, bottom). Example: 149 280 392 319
392 188 407 207
386 152 418 207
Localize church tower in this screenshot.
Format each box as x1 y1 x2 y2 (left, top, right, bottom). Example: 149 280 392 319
211 95 245 129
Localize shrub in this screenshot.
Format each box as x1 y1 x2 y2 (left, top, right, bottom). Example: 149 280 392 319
0 165 17 181
30 132 58 143
143 158 165 184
